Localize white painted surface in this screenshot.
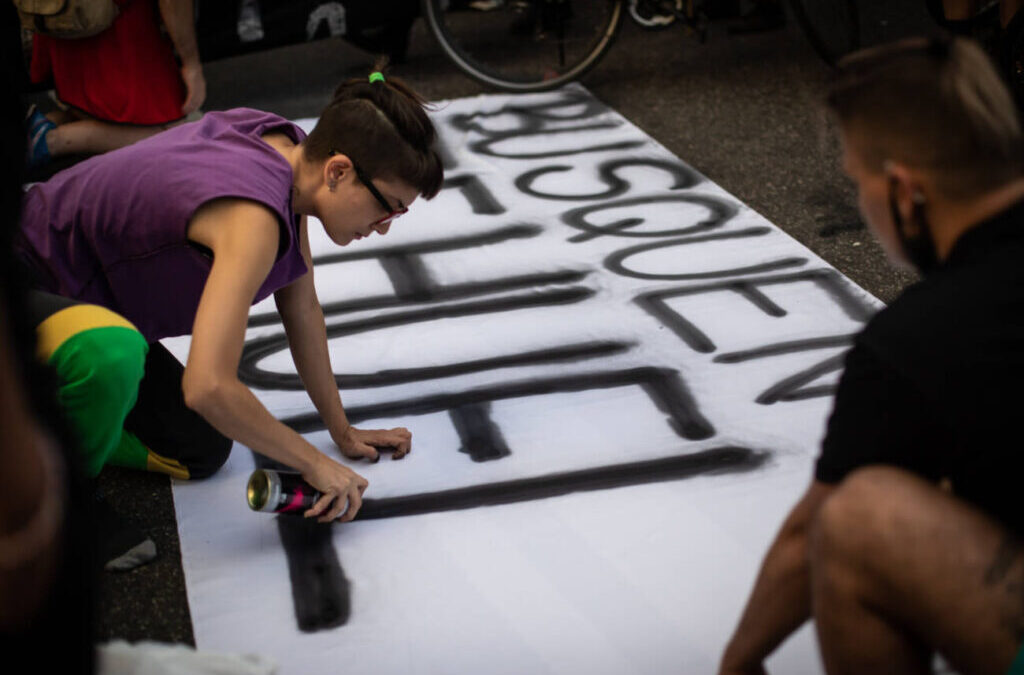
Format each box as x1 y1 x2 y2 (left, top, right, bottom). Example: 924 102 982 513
170 85 879 675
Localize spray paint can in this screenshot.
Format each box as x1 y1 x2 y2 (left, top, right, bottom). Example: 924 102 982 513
247 469 321 515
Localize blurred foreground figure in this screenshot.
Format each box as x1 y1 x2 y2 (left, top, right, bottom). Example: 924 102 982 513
0 35 94 675
721 37 1024 675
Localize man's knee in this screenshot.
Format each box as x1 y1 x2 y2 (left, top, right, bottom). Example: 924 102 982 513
811 467 915 566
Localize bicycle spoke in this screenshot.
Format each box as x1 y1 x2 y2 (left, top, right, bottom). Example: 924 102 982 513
426 0 622 91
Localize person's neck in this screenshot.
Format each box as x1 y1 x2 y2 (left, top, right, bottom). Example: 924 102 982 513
286 146 319 216
930 178 1024 260
262 135 316 215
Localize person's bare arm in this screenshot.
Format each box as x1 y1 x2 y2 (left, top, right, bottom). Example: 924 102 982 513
719 480 835 675
184 199 365 521
157 0 206 115
274 217 412 463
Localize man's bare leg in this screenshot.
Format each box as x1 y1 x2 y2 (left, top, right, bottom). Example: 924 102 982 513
44 119 172 157
810 466 1024 675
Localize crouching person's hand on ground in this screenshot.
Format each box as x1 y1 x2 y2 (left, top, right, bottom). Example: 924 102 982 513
302 454 368 523
332 424 412 462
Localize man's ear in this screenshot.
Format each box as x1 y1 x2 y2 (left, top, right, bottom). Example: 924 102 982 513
324 153 354 189
883 160 922 220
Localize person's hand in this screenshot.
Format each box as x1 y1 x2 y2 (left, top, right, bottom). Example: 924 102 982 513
180 61 207 116
302 454 368 523
332 424 412 462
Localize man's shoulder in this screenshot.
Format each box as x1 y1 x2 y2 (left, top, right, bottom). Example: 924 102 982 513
865 259 1019 338
858 278 948 352
857 257 1024 385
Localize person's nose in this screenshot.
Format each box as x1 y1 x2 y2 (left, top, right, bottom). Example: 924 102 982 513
374 221 392 236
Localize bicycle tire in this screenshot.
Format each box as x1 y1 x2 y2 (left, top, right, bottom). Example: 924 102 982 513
423 0 624 93
787 0 859 67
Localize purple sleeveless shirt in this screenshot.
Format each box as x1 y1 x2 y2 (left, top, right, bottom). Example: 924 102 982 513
16 109 308 341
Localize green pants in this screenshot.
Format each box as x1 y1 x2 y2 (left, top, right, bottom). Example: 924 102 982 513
36 300 152 478
32 292 231 480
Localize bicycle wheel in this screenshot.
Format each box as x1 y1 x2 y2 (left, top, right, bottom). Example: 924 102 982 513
787 0 859 67
424 0 624 92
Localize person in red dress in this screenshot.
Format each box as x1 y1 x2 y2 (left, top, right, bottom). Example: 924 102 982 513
26 0 206 168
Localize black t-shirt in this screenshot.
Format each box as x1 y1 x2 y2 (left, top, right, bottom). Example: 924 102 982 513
816 198 1024 535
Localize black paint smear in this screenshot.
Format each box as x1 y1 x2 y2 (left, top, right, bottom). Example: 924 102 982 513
435 133 459 171
250 453 352 631
279 367 715 441
443 174 507 215
449 90 644 159
378 253 433 301
756 352 848 404
277 509 351 632
243 341 630 391
248 225 557 328
450 90 612 132
619 257 808 282
470 128 644 160
313 224 543 266
238 288 599 390
635 269 876 353
515 158 702 202
257 442 769 632
563 194 739 242
605 228 807 282
249 270 590 329
714 334 858 364
450 403 511 462
356 446 770 520
715 336 857 405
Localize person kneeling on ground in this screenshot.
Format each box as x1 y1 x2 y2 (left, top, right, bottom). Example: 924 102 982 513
24 0 206 170
14 68 443 570
720 37 1024 675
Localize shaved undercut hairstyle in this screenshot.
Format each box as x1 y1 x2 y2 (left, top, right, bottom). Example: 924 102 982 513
304 65 444 199
826 37 1024 200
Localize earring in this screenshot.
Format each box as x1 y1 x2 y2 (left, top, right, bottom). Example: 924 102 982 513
329 182 336 192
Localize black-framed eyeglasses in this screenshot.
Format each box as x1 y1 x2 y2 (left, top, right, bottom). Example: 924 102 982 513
352 161 408 227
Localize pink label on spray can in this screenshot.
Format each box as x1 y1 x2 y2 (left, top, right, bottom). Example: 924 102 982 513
279 488 308 513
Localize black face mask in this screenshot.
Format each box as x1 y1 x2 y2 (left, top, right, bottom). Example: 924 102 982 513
888 178 940 275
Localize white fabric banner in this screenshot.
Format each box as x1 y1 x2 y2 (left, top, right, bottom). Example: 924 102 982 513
169 85 878 675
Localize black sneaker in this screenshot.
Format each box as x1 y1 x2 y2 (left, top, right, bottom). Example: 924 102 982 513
727 1 785 34
92 496 157 572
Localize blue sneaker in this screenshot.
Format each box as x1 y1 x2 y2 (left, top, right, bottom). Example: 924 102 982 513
25 104 56 169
